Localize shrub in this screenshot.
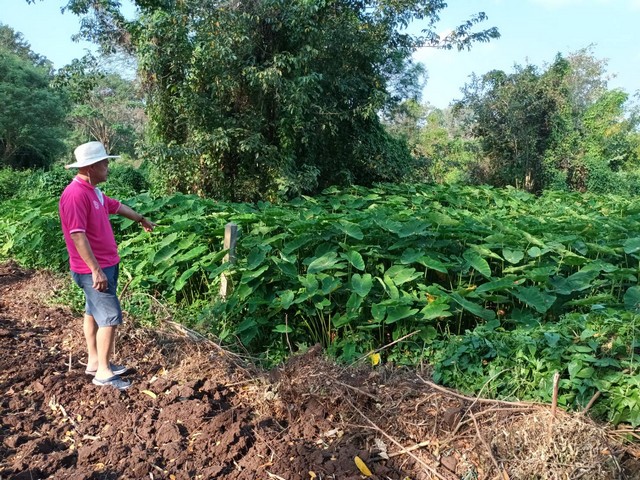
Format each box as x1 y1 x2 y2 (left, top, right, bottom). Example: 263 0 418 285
0 168 31 201
27 165 74 198
104 163 150 199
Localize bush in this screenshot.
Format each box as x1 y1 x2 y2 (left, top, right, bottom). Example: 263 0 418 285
0 168 31 201
104 163 150 199
27 165 74 198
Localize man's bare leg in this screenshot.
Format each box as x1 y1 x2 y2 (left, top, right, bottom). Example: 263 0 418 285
84 313 99 370
95 325 116 379
85 314 118 373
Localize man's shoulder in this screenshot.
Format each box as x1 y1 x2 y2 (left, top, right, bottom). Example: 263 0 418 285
60 181 90 204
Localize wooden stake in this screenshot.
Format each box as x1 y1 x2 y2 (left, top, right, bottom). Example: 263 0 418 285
551 372 560 419
219 222 238 299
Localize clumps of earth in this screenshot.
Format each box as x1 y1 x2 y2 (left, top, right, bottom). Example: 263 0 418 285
1 261 638 479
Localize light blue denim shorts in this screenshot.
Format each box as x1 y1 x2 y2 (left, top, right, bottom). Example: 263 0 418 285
71 264 122 327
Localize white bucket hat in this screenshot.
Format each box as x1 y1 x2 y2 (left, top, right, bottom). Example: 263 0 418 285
65 141 120 169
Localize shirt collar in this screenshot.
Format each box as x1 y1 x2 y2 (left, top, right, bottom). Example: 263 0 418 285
73 176 95 189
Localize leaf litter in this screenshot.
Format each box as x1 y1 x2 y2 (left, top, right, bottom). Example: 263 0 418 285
0 261 638 479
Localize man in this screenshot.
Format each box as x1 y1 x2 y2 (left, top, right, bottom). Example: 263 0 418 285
59 141 156 391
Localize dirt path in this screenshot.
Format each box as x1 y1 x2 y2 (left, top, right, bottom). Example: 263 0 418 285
1 261 638 479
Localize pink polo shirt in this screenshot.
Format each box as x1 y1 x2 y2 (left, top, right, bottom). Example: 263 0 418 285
59 176 122 274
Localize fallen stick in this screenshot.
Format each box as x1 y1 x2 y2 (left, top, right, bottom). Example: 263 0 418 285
581 391 601 415
417 374 538 408
551 372 560 419
351 330 420 366
330 378 379 402
387 439 432 458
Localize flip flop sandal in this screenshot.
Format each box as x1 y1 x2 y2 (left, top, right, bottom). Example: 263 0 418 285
85 363 130 376
92 375 132 391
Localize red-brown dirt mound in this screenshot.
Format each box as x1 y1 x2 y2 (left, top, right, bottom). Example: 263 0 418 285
1 261 639 479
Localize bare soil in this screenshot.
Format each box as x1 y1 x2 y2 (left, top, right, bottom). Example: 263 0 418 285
1 261 639 479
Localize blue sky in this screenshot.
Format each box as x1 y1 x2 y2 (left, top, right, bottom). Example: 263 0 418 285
1 0 638 108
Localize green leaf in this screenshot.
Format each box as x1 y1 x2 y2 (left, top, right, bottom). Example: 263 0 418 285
385 265 422 285
420 256 448 273
624 237 640 254
463 249 491 278
527 246 542 258
419 302 452 320
450 293 496 321
240 265 269 283
153 243 180 266
511 286 556 314
307 251 341 274
624 286 640 312
321 276 341 294
476 276 521 293
346 292 363 310
385 305 418 324
351 273 373 297
371 303 386 322
174 265 199 291
502 248 524 264
246 248 267 269
273 324 293 334
400 248 424 264
550 269 600 295
342 250 365 271
336 220 364 240
427 211 458 226
174 244 208 263
278 290 295 309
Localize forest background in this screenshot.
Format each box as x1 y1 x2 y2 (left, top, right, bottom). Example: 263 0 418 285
1 0 640 427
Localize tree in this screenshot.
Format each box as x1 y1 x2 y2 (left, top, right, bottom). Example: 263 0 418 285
455 62 564 192
30 0 499 201
53 54 146 156
455 50 639 193
0 24 51 69
0 25 67 169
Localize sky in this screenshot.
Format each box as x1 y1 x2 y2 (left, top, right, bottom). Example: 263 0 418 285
1 0 639 109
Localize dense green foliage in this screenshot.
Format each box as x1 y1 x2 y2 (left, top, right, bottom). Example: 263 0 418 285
0 24 67 169
452 50 640 193
0 163 149 201
52 55 147 156
1 183 639 424
32 0 498 201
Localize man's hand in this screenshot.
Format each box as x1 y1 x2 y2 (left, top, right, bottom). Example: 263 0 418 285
92 268 108 291
139 216 157 233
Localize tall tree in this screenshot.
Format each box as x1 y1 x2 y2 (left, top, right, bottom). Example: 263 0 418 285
0 24 67 169
53 54 146 155
455 62 564 192
28 0 499 200
455 50 639 193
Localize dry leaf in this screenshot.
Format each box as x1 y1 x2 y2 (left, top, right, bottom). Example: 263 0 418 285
374 438 389 460
141 390 157 399
309 472 317 479
354 456 372 477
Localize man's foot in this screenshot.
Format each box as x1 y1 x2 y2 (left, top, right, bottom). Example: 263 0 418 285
85 363 130 376
92 375 132 391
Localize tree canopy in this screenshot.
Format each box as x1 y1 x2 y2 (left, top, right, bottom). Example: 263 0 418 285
0 24 67 169
28 0 499 201
453 50 639 193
